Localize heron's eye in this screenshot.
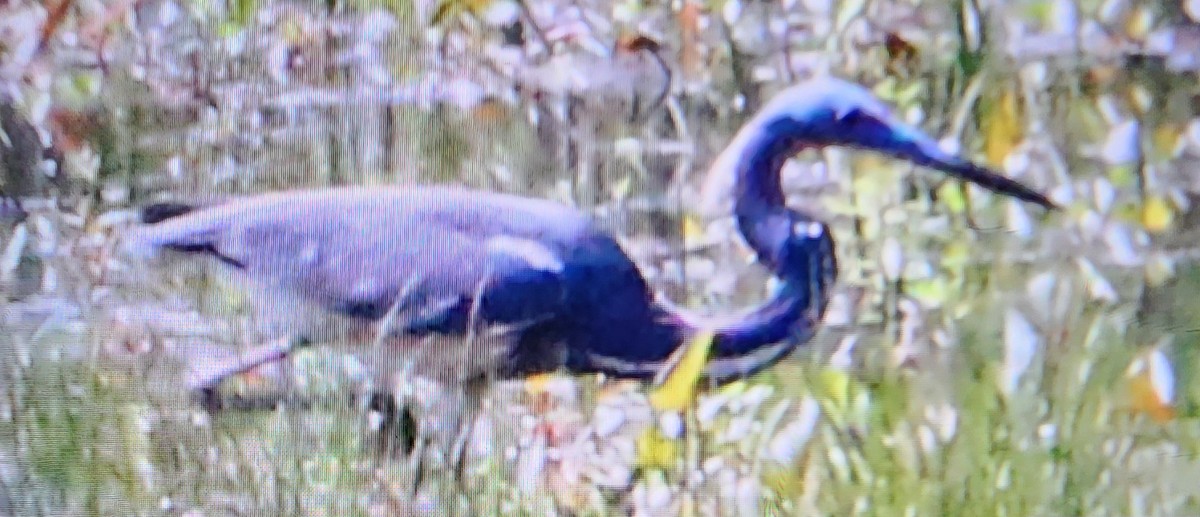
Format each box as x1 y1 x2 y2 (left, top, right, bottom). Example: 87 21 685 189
791 221 824 239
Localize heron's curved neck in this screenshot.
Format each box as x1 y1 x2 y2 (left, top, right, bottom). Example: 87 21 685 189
572 119 832 383
732 124 799 217
702 121 834 381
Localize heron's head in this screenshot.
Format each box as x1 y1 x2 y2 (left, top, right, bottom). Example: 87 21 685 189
750 77 1054 208
702 77 1054 214
702 77 951 212
751 77 952 166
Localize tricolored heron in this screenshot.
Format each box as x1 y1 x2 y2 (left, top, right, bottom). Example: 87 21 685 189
125 76 1053 476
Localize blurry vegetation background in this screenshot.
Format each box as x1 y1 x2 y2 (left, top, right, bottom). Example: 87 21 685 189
1 0 1200 515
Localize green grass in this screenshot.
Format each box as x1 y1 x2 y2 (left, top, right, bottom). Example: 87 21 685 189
4 263 1199 516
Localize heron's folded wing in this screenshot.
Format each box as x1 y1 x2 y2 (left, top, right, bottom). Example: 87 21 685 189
378 234 568 335
136 195 575 339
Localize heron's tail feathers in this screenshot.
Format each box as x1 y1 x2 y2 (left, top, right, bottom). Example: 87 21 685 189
140 202 199 224
122 202 210 261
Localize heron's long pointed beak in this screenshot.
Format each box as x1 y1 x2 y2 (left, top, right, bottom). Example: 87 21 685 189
873 121 1056 210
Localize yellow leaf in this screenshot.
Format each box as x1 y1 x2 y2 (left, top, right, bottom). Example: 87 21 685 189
523 372 557 395
682 215 705 247
1129 375 1176 423
430 2 457 24
1151 123 1183 159
432 0 495 24
818 369 851 409
1107 164 1138 189
896 80 925 106
636 427 679 470
470 97 512 124
850 155 893 204
610 175 633 202
982 89 1022 167
936 182 968 213
718 379 748 398
1142 196 1174 234
1127 349 1176 423
941 240 972 269
649 331 715 411
873 77 901 101
1125 6 1155 41
762 467 805 496
906 277 950 308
